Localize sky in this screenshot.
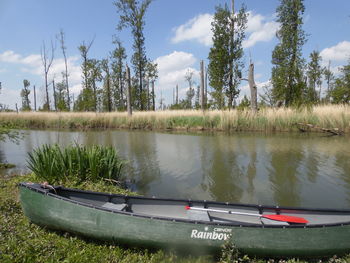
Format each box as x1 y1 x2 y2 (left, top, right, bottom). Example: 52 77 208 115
0 0 350 110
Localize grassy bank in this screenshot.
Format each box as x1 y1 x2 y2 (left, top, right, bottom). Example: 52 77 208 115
0 174 210 263
0 105 349 133
0 163 15 169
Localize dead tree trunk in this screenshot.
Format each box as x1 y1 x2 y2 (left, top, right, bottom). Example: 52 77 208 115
106 67 112 112
248 63 257 112
41 41 55 111
58 30 70 111
126 65 132 116
33 85 37 111
52 79 57 111
152 81 155 111
176 84 179 105
205 66 208 108
200 60 205 111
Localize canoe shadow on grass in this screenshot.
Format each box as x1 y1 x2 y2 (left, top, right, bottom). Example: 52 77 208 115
30 222 217 260
28 222 341 262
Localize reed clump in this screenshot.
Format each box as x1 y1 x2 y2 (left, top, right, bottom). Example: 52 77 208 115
0 105 349 133
27 144 125 185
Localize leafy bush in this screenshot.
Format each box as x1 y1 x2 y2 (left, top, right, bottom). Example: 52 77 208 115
27 144 125 184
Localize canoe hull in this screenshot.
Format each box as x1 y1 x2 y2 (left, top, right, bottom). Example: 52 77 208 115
19 185 350 257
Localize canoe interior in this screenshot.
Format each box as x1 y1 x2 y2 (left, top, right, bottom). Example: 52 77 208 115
26 183 350 227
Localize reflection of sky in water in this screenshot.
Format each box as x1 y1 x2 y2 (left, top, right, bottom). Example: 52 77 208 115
1 130 350 209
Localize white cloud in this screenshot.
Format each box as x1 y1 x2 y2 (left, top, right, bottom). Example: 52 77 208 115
156 51 196 73
0 87 21 108
243 12 279 48
155 51 199 88
0 50 83 109
0 50 22 63
154 51 200 103
171 11 278 49
320 41 350 63
0 50 82 88
246 12 265 33
171 14 213 46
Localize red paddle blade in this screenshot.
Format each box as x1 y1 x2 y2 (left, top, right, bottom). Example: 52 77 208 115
185 206 191 210
263 214 308 224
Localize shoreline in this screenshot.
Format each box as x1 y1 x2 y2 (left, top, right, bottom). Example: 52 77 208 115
0 105 349 134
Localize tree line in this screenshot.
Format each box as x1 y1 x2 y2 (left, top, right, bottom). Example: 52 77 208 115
10 0 350 112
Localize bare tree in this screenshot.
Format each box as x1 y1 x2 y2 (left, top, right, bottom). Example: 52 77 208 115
33 85 37 111
200 60 205 110
41 40 55 111
57 29 70 110
78 39 94 92
176 84 179 105
241 62 257 112
52 79 57 111
185 69 195 108
126 64 132 116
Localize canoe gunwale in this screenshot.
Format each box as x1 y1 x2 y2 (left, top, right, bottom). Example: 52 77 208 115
19 182 350 229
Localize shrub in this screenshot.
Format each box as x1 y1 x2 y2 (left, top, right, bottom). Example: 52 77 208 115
27 144 125 184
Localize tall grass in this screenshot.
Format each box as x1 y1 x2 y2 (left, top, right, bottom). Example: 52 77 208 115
1 105 349 133
27 144 125 184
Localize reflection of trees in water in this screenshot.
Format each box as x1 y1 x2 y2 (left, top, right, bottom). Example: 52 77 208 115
303 147 319 183
267 139 303 207
0 147 5 164
200 135 244 203
124 132 160 194
246 141 257 201
334 153 350 206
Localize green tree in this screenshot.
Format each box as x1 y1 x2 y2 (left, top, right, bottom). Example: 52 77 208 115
111 39 127 110
237 95 250 110
271 0 307 106
306 50 323 103
115 0 153 111
330 61 350 104
55 79 69 111
89 59 103 112
76 41 102 111
20 79 31 111
101 58 112 112
208 2 247 109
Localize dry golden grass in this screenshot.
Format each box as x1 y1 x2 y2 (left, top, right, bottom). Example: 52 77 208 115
0 104 349 133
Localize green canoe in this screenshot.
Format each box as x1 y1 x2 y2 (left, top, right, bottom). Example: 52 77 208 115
19 182 350 257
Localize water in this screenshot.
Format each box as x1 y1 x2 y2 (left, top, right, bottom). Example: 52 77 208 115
1 129 350 209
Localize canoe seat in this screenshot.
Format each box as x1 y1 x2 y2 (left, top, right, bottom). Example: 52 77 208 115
187 209 211 222
102 202 127 211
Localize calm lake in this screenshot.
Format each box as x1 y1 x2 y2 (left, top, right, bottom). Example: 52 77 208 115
1 130 350 209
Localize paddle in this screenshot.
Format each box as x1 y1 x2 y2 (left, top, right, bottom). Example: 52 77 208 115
185 206 308 224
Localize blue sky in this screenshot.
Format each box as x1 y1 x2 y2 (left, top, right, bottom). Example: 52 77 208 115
1 0 350 109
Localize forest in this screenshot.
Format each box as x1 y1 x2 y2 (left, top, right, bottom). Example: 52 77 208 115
1 0 349 114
